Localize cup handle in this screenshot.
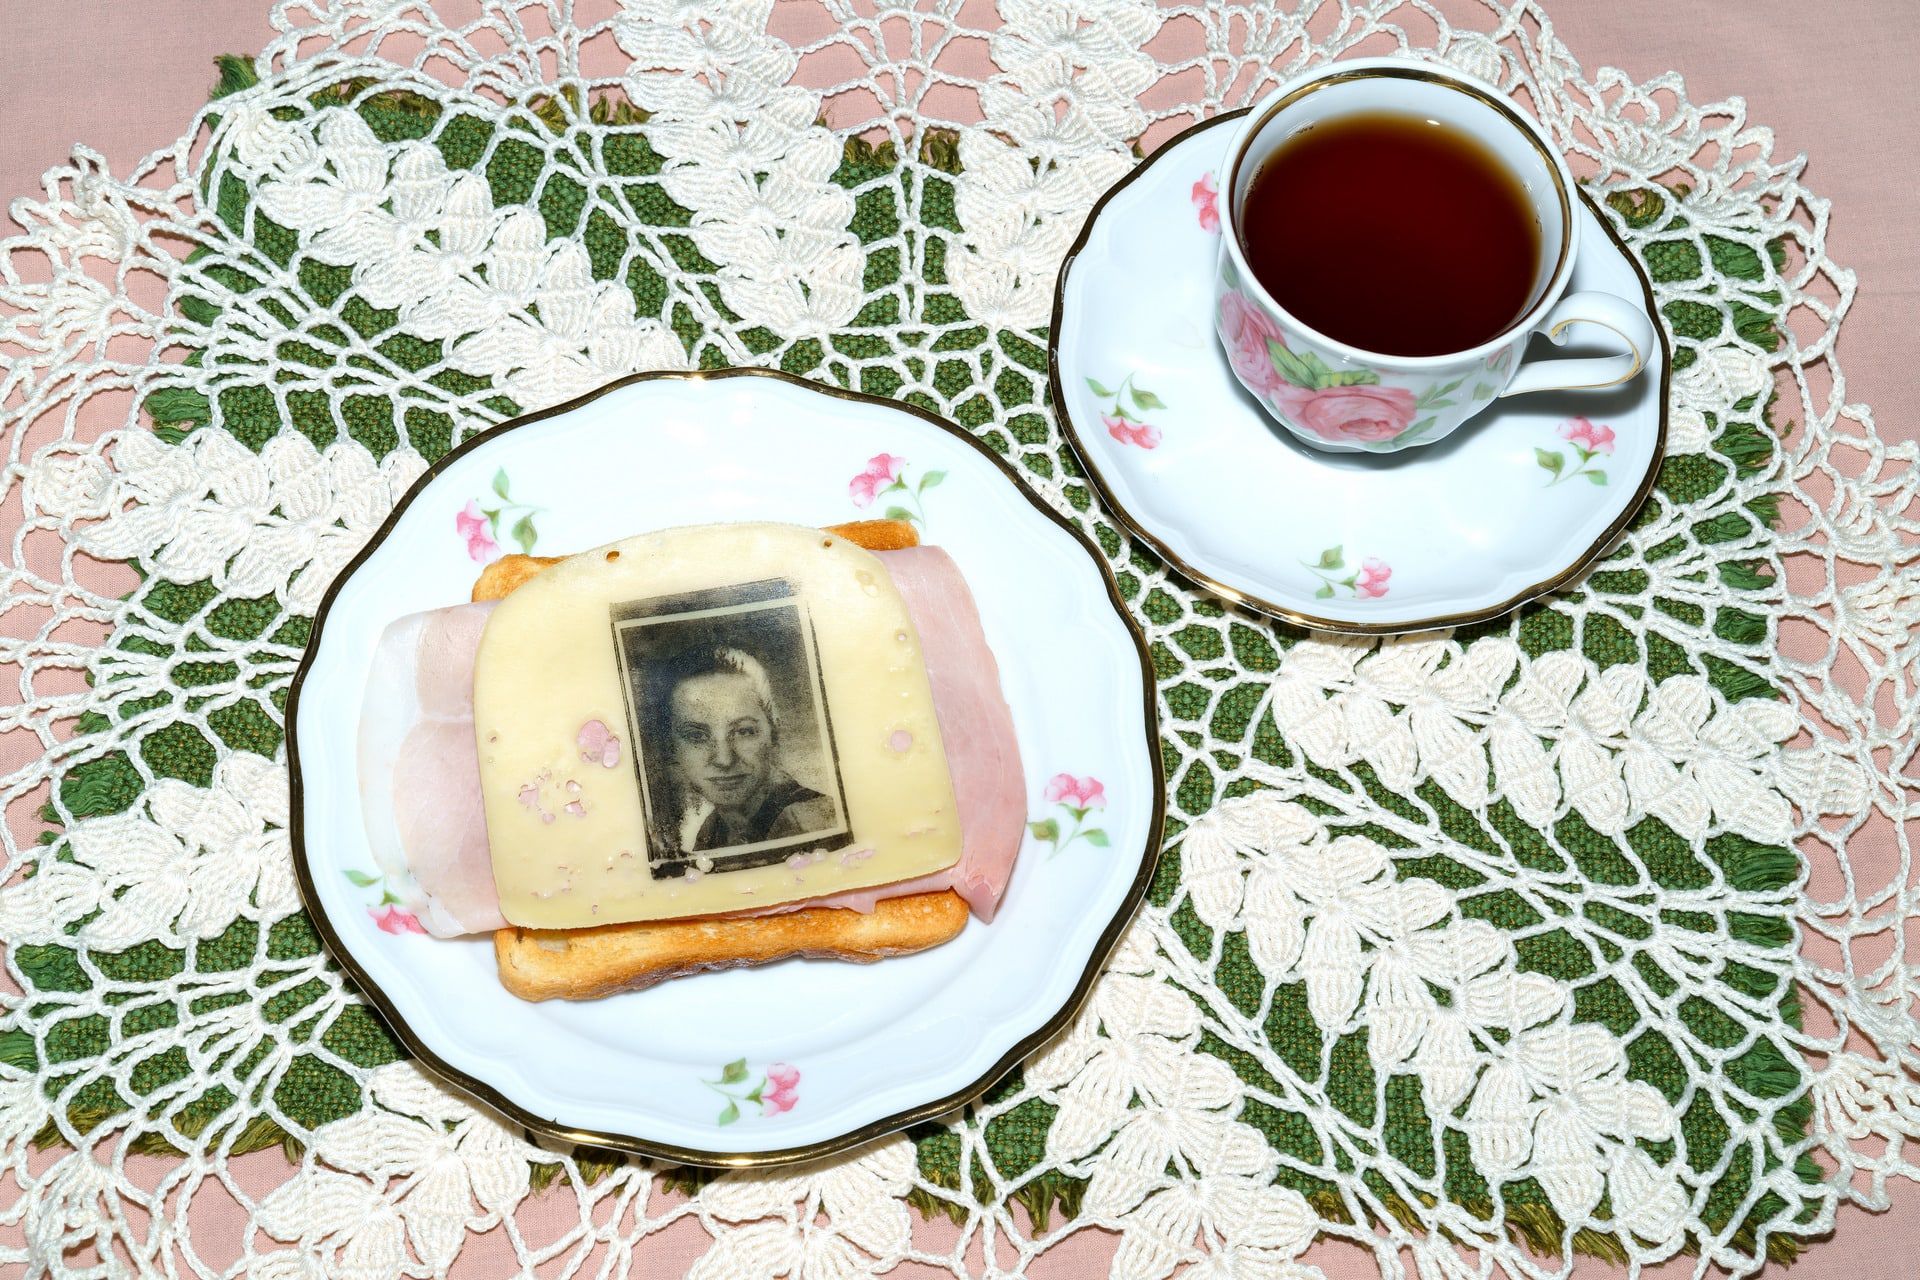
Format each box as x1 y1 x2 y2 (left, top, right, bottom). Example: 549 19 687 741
1499 292 1656 397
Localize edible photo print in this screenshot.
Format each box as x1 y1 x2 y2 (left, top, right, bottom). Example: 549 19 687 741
612 580 852 879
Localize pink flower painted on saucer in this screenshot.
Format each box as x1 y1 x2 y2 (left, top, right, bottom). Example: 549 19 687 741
1271 382 1418 445
705 1058 800 1125
1192 171 1220 233
762 1063 801 1116
1086 375 1164 449
1536 416 1615 487
1304 546 1392 600
1218 290 1287 399
1104 414 1162 450
1355 558 1393 599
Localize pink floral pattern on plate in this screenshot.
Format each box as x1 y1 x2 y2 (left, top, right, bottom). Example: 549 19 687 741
1030 773 1109 857
1537 416 1614 487
705 1059 800 1125
344 868 426 934
1304 546 1392 600
1191 171 1220 233
458 468 543 561
1084 375 1164 449
849 452 942 528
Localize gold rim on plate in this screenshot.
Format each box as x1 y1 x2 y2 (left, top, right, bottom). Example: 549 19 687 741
1047 108 1672 637
285 367 1167 1168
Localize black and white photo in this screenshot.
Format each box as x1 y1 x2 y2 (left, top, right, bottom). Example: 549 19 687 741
612 579 850 878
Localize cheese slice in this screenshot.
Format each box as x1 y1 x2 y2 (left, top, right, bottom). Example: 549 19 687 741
472 522 963 927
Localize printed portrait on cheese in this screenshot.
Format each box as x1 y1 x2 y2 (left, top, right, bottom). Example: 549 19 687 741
611 579 849 876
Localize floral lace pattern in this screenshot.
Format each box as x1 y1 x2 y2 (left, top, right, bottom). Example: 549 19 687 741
0 2 1911 1278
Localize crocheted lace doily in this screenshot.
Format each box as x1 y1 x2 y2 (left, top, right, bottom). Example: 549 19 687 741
1 2 1912 1277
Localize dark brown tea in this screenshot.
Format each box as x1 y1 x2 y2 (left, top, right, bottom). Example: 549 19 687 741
1238 111 1542 357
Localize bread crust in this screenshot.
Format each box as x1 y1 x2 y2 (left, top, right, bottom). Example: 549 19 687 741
482 517 964 1000
470 519 920 604
494 891 968 1000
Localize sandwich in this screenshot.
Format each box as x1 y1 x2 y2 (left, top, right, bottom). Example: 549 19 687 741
356 517 1025 1000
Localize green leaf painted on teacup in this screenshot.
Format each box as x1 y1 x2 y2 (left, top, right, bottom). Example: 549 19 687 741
1586 470 1609 485
1391 417 1439 448
1535 448 1565 476
720 1058 750 1085
1324 368 1381 387
1221 257 1239 289
1085 376 1113 397
1472 381 1498 400
1415 377 1464 410
1315 546 1345 571
1268 339 1318 389
1131 387 1166 411
492 467 511 501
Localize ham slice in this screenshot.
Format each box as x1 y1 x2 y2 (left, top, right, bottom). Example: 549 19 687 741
358 603 507 936
357 547 1025 936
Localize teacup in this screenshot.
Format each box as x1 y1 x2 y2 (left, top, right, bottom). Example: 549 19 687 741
1213 57 1654 453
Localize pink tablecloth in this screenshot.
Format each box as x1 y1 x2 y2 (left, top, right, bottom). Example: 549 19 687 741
4 3 1917 1277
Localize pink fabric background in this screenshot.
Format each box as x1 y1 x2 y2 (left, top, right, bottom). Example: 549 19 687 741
3 2 1916 1276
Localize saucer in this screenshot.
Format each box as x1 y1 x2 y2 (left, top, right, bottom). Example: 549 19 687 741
1050 112 1668 634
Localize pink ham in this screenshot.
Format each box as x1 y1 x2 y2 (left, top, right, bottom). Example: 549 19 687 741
357 547 1025 935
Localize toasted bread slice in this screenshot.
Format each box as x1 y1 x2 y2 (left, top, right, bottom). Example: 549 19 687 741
495 890 967 1000
482 516 966 1001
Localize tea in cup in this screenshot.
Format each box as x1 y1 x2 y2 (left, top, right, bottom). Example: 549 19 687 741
1214 57 1654 453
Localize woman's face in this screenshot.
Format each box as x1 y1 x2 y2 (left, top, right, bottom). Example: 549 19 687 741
669 672 774 811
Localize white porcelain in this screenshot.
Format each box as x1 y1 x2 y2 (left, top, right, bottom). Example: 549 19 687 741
1213 58 1656 452
1054 112 1668 633
288 371 1161 1163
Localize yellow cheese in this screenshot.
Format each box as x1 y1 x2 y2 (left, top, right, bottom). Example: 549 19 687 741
472 523 962 927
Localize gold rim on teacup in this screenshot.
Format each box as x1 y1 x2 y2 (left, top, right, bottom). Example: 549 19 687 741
1218 58 1576 370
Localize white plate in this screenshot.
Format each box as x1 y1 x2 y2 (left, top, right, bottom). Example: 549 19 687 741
288 370 1162 1165
1051 112 1669 634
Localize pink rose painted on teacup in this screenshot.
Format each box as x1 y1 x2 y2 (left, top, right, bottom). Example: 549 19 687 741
1270 382 1418 445
1218 290 1287 398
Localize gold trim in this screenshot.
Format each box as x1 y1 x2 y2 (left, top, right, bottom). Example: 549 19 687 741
1219 65 1576 364
1048 109 1672 637
285 367 1168 1169
1542 314 1647 386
